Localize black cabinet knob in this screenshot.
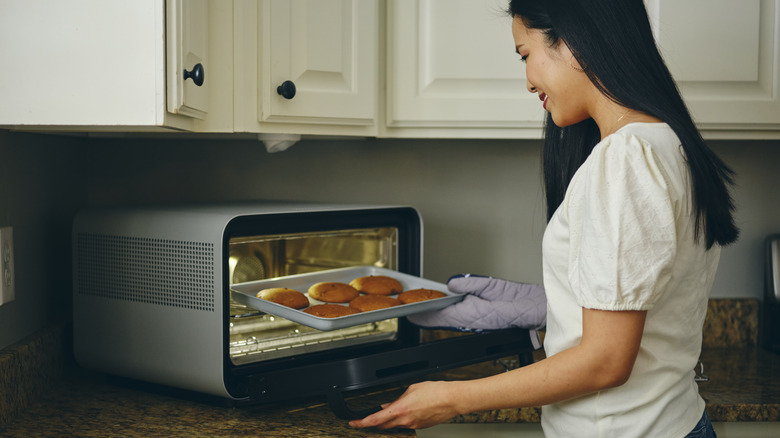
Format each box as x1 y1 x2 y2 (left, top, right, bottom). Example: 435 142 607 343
183 63 205 87
277 80 296 99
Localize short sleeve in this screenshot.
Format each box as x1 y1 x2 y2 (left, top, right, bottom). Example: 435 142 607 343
565 133 677 311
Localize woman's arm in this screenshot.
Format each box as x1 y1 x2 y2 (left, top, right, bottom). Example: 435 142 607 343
349 308 647 430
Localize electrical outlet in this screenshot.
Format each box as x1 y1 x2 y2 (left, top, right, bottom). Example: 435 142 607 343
0 227 14 306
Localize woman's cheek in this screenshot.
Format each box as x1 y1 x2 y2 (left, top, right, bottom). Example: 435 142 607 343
525 66 541 94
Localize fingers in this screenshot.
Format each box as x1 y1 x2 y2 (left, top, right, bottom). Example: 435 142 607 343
349 402 406 429
349 388 419 429
448 275 544 301
348 382 459 430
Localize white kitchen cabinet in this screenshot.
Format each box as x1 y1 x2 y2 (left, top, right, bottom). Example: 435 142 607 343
645 0 780 138
0 0 231 132
385 0 546 139
233 0 379 137
166 0 209 120
2 0 778 139
385 0 780 139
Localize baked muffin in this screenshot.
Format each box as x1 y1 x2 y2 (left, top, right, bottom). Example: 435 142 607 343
398 288 447 304
308 282 360 303
349 295 401 312
256 288 309 309
349 275 403 296
303 303 361 318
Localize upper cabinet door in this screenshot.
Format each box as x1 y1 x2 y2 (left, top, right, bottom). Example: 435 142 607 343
386 0 545 138
646 0 780 133
0 0 164 127
260 0 378 126
0 0 228 131
166 0 209 119
386 0 780 139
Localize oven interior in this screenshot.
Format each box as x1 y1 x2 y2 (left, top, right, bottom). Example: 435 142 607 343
227 226 404 366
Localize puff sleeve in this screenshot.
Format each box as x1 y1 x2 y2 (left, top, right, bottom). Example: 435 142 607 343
565 133 678 311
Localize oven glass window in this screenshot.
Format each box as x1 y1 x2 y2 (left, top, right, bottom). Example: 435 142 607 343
228 227 399 365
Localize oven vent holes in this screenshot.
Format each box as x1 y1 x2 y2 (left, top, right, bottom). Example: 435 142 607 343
76 233 216 312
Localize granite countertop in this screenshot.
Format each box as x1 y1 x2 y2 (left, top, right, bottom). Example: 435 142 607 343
0 367 416 438
1 299 778 436
0 346 778 437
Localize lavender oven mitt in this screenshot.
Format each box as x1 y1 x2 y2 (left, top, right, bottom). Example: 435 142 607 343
406 274 547 349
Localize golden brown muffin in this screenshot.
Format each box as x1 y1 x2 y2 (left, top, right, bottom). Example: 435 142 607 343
303 303 361 318
256 288 309 309
349 275 404 296
349 295 401 312
398 288 447 304
308 282 360 303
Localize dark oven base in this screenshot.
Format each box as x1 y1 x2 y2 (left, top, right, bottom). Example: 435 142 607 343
238 328 536 419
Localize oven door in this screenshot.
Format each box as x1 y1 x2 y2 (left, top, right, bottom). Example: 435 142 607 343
236 327 535 419
222 207 422 399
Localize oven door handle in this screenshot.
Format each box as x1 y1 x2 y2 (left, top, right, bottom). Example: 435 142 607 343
326 391 382 420
238 328 534 419
323 327 535 420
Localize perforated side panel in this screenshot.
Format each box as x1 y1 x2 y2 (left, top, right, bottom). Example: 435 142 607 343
76 233 216 312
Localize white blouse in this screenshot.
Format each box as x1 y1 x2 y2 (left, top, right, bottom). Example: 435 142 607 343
541 123 721 437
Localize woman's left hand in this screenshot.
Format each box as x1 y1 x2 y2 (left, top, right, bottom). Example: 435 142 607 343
349 381 462 430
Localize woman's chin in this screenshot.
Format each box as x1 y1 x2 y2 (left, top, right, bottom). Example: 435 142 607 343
549 113 569 128
549 113 590 129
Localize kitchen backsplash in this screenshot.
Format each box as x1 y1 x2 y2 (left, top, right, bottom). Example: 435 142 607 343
1 129 779 354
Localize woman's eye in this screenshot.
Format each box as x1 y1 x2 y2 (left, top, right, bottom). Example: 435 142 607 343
519 55 528 63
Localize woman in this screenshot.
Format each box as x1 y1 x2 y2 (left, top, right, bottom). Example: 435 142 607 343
350 0 738 436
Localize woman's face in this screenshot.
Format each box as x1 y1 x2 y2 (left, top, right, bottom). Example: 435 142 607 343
512 16 594 127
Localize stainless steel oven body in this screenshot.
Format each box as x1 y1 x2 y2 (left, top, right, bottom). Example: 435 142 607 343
73 202 534 417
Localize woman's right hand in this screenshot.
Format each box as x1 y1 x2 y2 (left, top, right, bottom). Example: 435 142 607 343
348 381 462 430
406 274 547 332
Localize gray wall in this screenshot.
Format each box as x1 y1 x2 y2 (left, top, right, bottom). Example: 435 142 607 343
0 131 86 349
1 130 779 349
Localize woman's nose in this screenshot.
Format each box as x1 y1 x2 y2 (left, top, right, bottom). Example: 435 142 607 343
527 80 536 94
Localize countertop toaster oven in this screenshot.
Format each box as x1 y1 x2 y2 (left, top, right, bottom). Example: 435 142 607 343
73 202 534 418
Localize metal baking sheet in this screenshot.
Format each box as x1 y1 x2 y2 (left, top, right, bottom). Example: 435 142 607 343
230 266 463 331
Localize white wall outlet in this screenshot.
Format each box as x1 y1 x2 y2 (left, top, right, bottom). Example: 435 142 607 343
0 227 15 306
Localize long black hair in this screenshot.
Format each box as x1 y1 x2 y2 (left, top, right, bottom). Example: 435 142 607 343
509 0 739 248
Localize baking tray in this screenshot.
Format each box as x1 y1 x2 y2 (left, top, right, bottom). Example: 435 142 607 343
230 266 463 331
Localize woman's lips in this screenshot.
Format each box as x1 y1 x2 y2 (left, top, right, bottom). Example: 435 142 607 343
539 92 548 110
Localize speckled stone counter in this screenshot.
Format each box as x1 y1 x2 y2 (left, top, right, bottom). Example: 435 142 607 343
0 346 777 437
0 368 417 437
0 325 69 428
699 347 780 421
1 299 778 436
702 298 759 347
